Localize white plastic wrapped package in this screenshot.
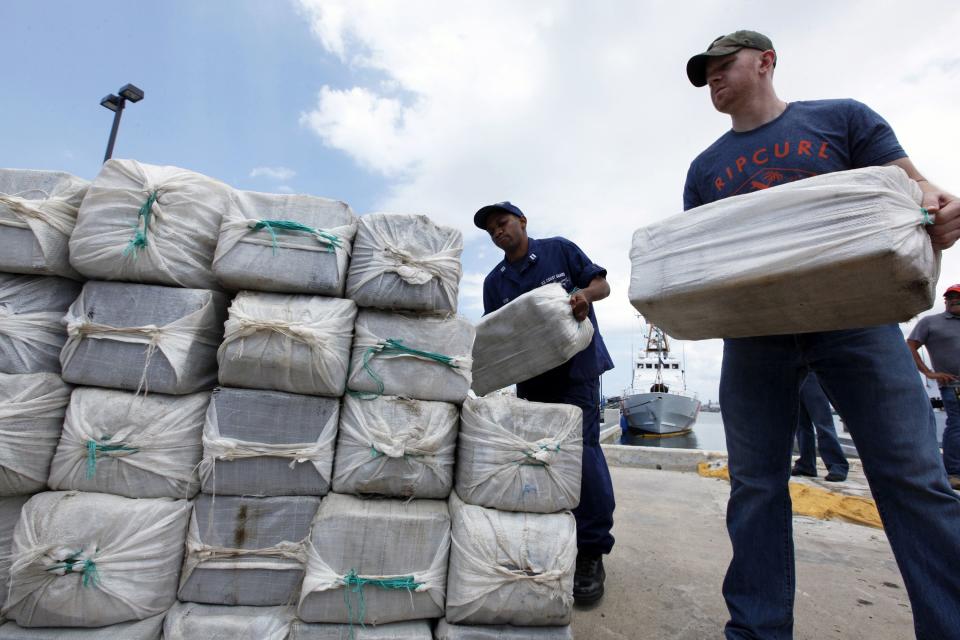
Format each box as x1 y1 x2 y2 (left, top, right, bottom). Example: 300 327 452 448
0 496 30 617
47 388 207 499
297 493 450 624
288 619 433 639
345 213 463 312
162 601 293 640
213 190 358 296
0 274 81 374
69 159 233 289
457 396 582 513
218 292 357 397
0 614 165 639
446 493 576 626
435 620 574 640
332 394 458 499
0 373 71 496
471 284 593 396
346 310 475 403
2 491 190 627
178 494 320 606
0 169 88 279
200 387 339 497
60 281 228 395
629 166 938 339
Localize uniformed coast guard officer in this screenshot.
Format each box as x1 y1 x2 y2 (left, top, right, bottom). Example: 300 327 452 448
475 201 616 605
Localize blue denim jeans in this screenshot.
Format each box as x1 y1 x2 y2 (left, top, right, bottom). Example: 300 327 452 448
938 386 960 476
720 324 960 640
793 372 848 477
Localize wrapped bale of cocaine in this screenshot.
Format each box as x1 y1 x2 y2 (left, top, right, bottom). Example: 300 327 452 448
0 496 30 620
446 493 576 626
0 615 165 639
435 619 574 640
47 388 208 499
0 169 88 279
345 213 463 312
178 494 320 606
3 491 190 627
213 190 358 296
346 310 474 403
457 396 582 513
218 292 356 396
629 165 938 339
163 602 292 640
60 281 228 395
0 274 81 374
200 387 339 497
288 619 433 639
297 493 450 624
471 283 593 396
332 394 458 499
0 372 71 495
69 159 233 289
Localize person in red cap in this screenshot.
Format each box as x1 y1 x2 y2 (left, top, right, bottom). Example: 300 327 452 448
908 285 960 490
684 29 960 640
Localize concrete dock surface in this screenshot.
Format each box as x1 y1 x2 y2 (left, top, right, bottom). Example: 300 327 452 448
570 465 913 639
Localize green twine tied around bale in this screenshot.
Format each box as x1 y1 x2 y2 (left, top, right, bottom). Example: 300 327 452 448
46 552 100 587
86 437 138 478
123 190 159 257
348 338 461 399
340 569 422 637
921 207 934 226
249 219 343 255
521 442 562 466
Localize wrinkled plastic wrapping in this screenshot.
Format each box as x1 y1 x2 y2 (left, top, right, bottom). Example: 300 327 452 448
218 292 356 397
288 619 433 639
3 491 190 627
0 496 30 617
345 213 463 312
201 387 339 497
435 619 574 640
629 166 937 339
178 494 320 606
69 159 234 289
298 493 450 624
0 373 71 496
333 395 458 499
457 396 582 513
446 493 576 626
0 614 165 639
0 169 88 279
162 601 293 640
213 190 358 296
471 284 593 396
47 388 207 499
0 274 81 374
60 281 227 395
346 310 474 403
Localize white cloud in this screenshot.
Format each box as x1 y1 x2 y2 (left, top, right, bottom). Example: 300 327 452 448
297 0 960 400
249 166 297 181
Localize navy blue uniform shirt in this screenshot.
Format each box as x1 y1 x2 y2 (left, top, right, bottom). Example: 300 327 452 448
481 236 614 387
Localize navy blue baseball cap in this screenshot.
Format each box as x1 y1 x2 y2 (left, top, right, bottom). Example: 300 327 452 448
474 201 525 229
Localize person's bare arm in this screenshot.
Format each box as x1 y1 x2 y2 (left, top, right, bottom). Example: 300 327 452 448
569 276 610 322
886 157 960 250
906 338 958 384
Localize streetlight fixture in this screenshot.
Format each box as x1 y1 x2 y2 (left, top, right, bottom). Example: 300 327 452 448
100 83 144 163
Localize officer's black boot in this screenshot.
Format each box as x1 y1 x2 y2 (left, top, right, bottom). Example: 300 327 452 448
573 553 605 605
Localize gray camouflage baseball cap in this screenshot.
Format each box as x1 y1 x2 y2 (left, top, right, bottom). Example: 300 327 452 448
687 30 775 87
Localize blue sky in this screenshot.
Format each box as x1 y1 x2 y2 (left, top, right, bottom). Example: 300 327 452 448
3 1 959 402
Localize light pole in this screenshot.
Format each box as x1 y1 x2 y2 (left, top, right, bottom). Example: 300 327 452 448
100 83 144 163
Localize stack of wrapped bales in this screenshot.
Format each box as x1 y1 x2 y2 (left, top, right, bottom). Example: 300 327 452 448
440 395 582 636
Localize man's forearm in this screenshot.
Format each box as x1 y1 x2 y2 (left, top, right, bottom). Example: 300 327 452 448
581 276 610 303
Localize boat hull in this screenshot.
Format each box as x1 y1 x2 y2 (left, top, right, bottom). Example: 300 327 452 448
622 392 701 434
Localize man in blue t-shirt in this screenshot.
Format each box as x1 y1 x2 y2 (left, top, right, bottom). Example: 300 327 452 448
684 30 960 639
475 201 616 605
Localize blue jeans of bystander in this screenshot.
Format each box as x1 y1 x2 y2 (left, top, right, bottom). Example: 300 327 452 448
720 324 960 640
938 386 960 476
